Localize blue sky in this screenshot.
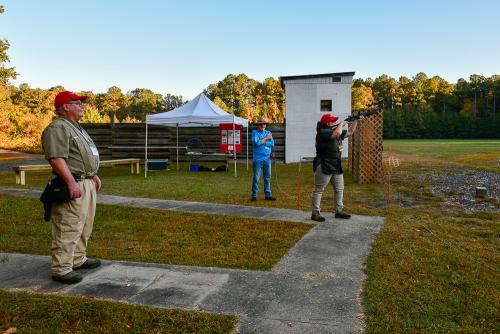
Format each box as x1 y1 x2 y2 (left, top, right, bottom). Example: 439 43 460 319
1 0 499 99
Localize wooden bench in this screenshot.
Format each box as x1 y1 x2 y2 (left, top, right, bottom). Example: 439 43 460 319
13 164 52 185
98 158 141 174
13 158 141 185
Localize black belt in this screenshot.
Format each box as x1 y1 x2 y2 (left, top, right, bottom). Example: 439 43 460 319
72 174 94 181
51 173 94 181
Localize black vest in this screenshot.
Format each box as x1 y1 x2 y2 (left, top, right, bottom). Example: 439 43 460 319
316 128 342 160
315 127 344 174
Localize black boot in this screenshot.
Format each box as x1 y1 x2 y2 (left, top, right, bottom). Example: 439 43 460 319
52 271 82 284
311 211 326 222
73 258 101 270
335 211 351 219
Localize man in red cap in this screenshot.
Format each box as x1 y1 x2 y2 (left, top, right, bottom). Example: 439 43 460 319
41 91 102 284
311 113 362 221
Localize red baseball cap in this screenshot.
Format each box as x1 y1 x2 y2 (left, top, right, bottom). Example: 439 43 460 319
54 91 87 108
320 114 339 125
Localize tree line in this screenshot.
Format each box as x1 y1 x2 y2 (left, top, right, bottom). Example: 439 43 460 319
0 76 286 152
0 6 498 153
353 73 500 138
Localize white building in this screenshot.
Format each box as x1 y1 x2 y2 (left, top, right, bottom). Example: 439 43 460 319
280 72 355 163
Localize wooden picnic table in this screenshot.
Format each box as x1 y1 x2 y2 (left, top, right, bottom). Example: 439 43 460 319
12 158 141 185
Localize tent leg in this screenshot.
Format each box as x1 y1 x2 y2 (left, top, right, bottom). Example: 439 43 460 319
246 126 249 171
145 120 148 178
233 120 236 177
179 124 181 170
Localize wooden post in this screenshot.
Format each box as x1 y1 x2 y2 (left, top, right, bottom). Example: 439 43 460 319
475 187 487 198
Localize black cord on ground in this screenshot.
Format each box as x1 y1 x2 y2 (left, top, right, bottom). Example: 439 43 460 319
271 159 312 209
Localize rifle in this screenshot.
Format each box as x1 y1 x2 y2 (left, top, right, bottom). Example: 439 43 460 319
345 110 381 122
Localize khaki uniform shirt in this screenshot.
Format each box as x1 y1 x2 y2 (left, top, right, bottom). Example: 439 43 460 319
42 116 99 176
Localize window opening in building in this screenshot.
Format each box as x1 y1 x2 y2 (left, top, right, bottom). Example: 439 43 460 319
320 99 332 112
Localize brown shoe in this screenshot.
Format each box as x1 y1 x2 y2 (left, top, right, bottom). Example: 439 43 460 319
335 211 351 219
311 211 326 222
74 258 101 270
52 271 82 284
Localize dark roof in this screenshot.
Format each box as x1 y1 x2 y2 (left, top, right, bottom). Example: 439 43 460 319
279 72 355 88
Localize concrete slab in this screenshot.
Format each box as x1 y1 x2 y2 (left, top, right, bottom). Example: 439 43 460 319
0 187 41 198
0 253 66 292
274 215 384 276
66 263 230 309
0 253 370 333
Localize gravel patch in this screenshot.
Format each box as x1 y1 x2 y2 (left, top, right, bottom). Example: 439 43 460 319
427 168 499 212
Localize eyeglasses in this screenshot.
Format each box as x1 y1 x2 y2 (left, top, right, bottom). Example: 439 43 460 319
66 101 84 107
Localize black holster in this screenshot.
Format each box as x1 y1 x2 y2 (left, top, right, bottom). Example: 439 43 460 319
40 176 71 222
313 157 320 172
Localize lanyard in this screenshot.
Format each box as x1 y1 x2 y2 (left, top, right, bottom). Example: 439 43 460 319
60 118 94 147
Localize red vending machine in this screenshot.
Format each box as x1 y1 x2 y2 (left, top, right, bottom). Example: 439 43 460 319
219 123 242 153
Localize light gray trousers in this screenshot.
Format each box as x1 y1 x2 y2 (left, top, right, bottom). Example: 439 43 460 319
311 168 344 213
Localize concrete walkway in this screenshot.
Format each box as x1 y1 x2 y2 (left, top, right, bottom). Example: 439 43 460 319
1 187 324 224
0 187 384 333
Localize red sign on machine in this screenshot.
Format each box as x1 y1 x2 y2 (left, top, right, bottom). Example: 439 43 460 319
219 123 242 153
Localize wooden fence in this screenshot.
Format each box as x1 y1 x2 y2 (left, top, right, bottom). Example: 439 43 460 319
82 123 286 162
348 113 383 184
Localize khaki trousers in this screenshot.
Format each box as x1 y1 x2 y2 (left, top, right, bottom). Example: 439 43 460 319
51 179 96 276
311 169 344 214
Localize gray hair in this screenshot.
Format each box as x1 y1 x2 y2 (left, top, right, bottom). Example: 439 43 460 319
55 105 66 115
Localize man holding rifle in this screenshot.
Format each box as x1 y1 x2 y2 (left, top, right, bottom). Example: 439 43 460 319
311 113 363 222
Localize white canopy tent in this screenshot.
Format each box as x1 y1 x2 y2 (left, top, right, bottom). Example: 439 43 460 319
145 93 249 177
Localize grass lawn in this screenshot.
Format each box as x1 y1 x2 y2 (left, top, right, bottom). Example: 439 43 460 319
363 208 499 332
364 139 499 332
0 195 311 270
0 289 235 333
1 139 499 332
384 139 500 172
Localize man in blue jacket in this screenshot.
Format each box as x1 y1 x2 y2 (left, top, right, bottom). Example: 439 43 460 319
251 117 276 201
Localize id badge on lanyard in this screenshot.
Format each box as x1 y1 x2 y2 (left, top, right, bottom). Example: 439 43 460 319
90 145 99 157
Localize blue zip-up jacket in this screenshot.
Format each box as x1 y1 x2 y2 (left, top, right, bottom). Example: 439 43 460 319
252 129 274 162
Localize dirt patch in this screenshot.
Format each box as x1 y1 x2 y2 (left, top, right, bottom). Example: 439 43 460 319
427 168 499 212
0 149 46 172
371 193 419 208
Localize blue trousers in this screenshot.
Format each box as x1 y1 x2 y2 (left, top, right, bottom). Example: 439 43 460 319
251 158 272 199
